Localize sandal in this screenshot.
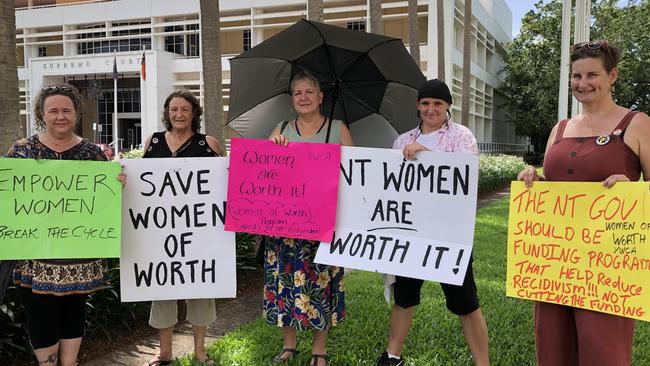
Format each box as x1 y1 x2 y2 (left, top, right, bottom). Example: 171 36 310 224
144 356 172 366
272 348 298 364
309 354 328 366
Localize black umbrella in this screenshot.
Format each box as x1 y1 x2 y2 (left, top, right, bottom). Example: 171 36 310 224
227 19 426 147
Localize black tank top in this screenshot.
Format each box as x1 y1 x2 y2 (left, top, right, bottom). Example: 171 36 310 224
143 131 219 158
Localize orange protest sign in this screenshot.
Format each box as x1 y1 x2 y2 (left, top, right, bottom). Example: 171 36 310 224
506 181 650 321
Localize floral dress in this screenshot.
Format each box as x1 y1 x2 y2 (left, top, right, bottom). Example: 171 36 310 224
262 119 346 331
263 237 345 330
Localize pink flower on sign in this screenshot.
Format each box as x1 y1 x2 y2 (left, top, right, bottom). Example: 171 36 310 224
225 138 340 242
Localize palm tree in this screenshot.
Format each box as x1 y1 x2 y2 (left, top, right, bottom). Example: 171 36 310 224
407 0 420 65
199 0 224 148
368 0 383 34
461 0 472 127
436 0 445 79
307 0 323 22
0 0 20 152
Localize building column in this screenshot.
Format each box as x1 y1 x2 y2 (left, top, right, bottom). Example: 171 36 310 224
251 8 264 47
426 0 439 79
152 17 166 51
426 0 453 83
557 0 571 121
571 0 590 117
442 0 454 87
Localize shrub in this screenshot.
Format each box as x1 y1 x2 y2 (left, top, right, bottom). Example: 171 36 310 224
121 148 144 159
0 285 29 358
478 154 526 195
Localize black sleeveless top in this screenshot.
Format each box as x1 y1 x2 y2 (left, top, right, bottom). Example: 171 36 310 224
143 131 219 158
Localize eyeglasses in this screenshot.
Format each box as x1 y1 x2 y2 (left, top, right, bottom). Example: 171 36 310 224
571 40 607 52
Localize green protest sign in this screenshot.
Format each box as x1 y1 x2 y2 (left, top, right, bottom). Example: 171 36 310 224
0 158 121 259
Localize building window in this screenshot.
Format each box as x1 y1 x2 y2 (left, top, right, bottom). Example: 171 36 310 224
187 24 200 57
165 25 185 54
38 46 47 57
77 24 104 54
77 22 151 55
243 29 251 51
97 88 140 144
110 21 152 52
347 21 366 32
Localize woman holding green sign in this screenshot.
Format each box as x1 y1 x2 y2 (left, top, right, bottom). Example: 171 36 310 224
4 84 124 366
518 41 650 365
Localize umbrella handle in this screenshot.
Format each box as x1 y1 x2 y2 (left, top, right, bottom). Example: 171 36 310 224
325 88 338 143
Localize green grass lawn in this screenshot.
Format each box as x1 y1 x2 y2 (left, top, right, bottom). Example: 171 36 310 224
175 197 650 365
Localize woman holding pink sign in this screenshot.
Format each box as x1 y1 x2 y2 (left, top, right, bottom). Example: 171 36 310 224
518 41 650 365
265 71 353 366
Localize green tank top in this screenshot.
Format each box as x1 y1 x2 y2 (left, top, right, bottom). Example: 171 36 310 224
276 118 343 144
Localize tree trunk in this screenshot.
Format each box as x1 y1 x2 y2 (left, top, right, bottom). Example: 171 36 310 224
407 0 420 65
0 0 20 152
437 0 445 80
461 0 472 127
199 0 224 148
307 0 323 22
368 0 383 35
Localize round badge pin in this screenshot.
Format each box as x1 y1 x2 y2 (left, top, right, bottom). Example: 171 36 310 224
152 137 159 144
612 129 622 136
595 135 610 146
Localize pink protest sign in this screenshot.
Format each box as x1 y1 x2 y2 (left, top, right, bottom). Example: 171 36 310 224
225 138 341 242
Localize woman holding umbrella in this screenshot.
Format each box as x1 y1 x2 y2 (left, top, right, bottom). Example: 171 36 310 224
266 71 353 366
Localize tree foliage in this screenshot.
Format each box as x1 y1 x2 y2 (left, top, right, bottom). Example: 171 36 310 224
592 0 650 112
499 0 650 156
499 0 564 155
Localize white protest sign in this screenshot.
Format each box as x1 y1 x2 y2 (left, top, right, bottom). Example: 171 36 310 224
315 146 478 285
120 157 236 302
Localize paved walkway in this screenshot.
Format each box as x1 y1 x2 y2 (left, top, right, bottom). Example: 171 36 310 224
82 281 261 366
82 186 511 366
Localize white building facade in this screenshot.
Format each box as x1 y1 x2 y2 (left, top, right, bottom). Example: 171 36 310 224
14 0 524 152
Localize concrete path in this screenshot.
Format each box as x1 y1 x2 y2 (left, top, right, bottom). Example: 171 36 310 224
82 279 261 366
82 186 511 366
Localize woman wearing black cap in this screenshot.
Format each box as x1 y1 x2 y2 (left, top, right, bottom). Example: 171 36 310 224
376 79 490 366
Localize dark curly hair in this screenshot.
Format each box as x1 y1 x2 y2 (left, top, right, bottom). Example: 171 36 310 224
570 40 620 73
162 89 202 132
34 84 82 131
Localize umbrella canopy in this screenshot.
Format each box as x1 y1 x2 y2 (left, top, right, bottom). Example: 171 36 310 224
227 19 426 147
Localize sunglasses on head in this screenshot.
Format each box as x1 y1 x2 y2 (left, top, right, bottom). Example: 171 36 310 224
571 40 608 52
41 85 74 93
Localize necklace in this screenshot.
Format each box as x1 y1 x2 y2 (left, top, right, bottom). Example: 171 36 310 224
39 133 78 151
295 116 327 137
167 131 193 152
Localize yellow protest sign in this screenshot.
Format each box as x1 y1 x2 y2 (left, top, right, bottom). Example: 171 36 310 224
506 181 650 321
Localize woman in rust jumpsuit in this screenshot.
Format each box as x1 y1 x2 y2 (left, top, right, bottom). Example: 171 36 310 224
518 40 650 365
